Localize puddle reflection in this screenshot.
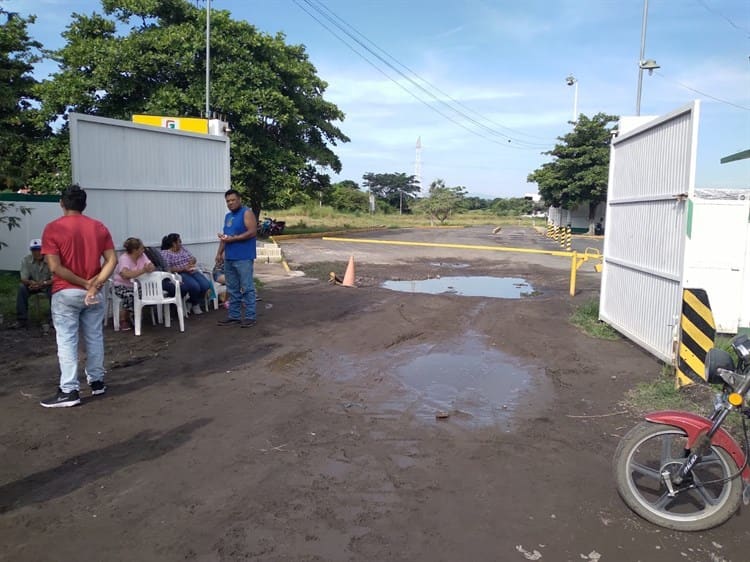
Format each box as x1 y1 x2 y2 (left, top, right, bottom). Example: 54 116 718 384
392 337 550 428
382 276 535 299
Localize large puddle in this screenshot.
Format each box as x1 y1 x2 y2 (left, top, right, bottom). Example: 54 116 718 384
390 336 551 428
382 276 535 299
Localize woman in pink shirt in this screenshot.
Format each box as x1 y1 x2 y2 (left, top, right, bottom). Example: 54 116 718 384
113 237 155 330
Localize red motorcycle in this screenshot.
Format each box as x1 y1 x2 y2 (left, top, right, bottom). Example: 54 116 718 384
613 333 750 531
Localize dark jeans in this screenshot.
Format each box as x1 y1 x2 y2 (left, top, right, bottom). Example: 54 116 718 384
180 271 211 305
17 284 52 322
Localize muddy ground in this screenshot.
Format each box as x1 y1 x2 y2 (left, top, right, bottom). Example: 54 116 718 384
1 226 747 562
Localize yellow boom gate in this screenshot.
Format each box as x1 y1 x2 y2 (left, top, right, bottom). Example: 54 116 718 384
321 237 603 296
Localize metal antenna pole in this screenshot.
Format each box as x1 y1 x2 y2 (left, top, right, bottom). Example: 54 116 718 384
572 80 579 122
565 76 578 122
636 0 649 116
205 0 211 118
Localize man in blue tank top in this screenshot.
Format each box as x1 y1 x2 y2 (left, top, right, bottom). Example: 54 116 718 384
215 189 258 327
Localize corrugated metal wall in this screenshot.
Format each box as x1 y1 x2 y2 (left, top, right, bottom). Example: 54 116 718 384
600 102 700 362
70 113 230 266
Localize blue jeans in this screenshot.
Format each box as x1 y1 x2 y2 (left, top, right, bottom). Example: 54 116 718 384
180 271 211 305
51 289 106 393
224 259 255 321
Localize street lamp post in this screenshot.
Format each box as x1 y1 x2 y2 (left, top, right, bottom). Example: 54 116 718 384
635 0 659 115
565 75 578 122
205 0 211 118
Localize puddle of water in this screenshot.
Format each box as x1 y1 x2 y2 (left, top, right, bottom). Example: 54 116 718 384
305 337 551 429
382 276 534 299
392 338 550 427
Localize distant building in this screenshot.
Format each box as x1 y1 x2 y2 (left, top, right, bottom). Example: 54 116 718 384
523 192 541 203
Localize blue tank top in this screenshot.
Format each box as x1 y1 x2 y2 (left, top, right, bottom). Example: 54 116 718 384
223 206 256 261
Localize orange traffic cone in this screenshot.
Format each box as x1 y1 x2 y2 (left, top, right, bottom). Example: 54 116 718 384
342 255 355 287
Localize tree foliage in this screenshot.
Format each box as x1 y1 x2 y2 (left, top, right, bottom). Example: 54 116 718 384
361 172 420 213
32 0 349 213
462 196 489 211
489 197 533 216
412 178 466 224
527 113 617 217
0 5 47 190
323 180 369 213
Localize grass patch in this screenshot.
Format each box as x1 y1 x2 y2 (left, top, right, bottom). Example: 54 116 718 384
0 270 51 325
623 367 706 414
262 206 545 235
623 364 745 437
0 271 17 320
570 298 619 340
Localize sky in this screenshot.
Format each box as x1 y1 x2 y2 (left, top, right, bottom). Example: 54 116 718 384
7 0 750 199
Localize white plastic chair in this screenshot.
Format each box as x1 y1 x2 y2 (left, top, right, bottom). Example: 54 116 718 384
132 272 185 336
109 279 156 332
172 273 193 318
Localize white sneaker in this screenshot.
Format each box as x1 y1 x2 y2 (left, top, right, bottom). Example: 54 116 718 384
191 304 203 315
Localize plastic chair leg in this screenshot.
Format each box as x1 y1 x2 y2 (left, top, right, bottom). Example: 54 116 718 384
163 303 171 328
134 304 143 336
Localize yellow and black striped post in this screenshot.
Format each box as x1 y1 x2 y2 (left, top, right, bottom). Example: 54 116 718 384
565 226 572 251
546 222 553 238
676 288 716 388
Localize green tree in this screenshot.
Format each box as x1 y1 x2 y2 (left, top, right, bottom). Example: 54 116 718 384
462 196 489 211
33 0 349 214
324 180 369 212
527 112 617 228
0 5 47 190
413 178 466 224
490 197 533 216
361 172 419 213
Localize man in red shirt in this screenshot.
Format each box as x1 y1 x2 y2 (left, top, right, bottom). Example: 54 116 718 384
40 184 117 408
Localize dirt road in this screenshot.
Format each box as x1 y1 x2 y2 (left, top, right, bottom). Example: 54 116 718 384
1 227 747 561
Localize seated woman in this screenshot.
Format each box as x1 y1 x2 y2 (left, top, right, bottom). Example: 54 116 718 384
160 233 211 315
113 237 155 330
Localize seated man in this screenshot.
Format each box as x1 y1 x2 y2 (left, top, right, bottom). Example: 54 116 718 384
16 238 52 328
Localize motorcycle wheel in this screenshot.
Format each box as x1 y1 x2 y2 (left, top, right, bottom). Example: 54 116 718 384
613 422 743 531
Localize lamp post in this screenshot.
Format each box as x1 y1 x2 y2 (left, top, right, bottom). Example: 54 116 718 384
565 75 578 122
635 0 659 115
205 0 211 118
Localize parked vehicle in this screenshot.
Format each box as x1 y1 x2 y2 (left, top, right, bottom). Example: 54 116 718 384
257 217 286 237
613 334 750 531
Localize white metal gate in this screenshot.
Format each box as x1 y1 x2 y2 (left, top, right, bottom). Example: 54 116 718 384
599 102 700 362
70 113 230 265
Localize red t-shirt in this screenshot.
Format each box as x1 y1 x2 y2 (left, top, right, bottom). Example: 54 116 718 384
42 214 115 294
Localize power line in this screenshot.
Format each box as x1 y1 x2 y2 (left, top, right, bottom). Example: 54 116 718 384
304 0 550 144
654 70 750 111
693 0 750 37
292 0 553 150
289 0 527 149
